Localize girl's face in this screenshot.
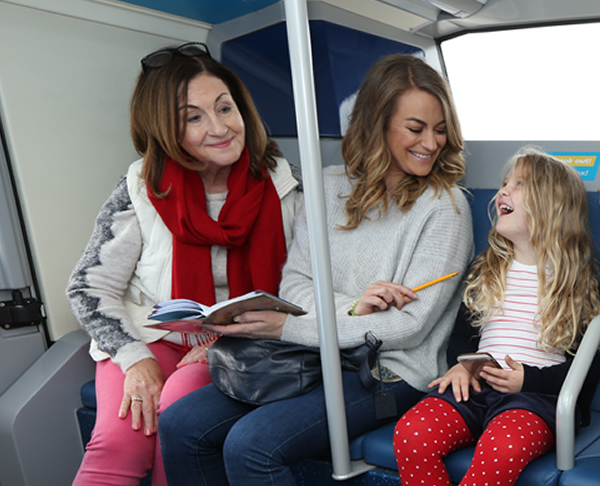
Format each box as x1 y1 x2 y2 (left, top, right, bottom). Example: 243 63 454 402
179 74 245 176
496 166 535 263
384 89 447 192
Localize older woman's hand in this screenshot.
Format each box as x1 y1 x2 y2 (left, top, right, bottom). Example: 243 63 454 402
428 363 481 403
202 310 287 340
353 281 417 316
119 358 165 436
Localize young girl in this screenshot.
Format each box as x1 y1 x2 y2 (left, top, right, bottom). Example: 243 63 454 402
394 149 600 486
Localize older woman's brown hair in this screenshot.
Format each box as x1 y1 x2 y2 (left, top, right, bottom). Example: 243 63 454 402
130 48 280 196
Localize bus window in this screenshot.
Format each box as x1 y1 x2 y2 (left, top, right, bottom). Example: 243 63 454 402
440 23 600 141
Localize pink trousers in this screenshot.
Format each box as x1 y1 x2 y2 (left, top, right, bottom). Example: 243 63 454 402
72 340 212 486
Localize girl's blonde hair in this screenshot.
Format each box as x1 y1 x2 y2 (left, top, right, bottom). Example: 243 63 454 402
464 148 600 352
340 54 466 230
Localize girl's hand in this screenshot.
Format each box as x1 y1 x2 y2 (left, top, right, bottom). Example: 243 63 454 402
428 363 481 402
480 354 524 393
202 310 287 340
119 358 165 436
176 344 210 369
353 281 418 316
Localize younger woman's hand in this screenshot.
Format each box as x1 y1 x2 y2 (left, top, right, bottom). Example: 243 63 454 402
353 281 418 316
428 363 481 403
480 354 524 393
202 310 287 340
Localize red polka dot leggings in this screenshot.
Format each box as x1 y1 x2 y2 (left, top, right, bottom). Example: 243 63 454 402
393 396 554 486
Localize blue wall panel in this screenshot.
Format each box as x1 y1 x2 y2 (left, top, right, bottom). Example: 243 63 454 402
222 21 423 137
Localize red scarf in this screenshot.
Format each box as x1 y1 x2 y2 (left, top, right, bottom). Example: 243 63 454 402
149 147 287 306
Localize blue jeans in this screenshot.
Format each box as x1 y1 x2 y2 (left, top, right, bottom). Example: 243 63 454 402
159 370 424 486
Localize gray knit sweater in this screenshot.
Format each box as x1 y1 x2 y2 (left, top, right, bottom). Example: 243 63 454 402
279 166 474 392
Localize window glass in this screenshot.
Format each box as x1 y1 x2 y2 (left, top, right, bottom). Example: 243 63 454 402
441 23 600 141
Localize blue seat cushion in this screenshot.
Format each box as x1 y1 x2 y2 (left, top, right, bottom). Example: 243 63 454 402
351 410 600 485
350 422 480 481
80 379 96 409
559 457 600 486
351 422 562 485
560 416 600 485
464 188 495 255
76 407 96 446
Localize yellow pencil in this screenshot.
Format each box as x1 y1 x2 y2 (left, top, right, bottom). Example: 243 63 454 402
412 271 459 292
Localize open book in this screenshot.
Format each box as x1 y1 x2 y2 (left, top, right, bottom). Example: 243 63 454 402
146 290 306 334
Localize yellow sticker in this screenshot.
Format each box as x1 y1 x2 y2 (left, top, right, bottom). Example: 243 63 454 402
550 152 600 181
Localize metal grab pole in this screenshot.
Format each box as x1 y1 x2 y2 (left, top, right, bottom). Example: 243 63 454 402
282 0 352 478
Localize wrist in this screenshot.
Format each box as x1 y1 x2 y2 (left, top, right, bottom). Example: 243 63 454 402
348 299 359 316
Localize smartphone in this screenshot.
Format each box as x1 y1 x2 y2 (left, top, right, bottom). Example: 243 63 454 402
457 352 501 378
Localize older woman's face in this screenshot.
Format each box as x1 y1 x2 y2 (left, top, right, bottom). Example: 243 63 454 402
179 74 245 174
384 89 447 191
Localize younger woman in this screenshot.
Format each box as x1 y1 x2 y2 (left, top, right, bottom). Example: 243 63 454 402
394 149 600 486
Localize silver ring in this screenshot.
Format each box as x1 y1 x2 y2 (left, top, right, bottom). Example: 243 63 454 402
132 397 143 402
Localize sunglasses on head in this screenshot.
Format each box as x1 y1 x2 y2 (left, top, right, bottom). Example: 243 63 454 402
141 42 211 73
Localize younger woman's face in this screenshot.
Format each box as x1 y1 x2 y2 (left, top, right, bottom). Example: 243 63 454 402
384 89 447 192
179 74 245 175
495 166 533 261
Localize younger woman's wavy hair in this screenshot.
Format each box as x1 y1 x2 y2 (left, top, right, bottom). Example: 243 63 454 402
464 148 600 352
340 54 466 230
130 46 280 197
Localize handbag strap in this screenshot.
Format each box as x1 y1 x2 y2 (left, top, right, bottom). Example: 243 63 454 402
366 331 399 420
340 331 382 390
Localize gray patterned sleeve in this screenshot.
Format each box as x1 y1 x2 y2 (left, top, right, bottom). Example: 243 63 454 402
66 177 155 372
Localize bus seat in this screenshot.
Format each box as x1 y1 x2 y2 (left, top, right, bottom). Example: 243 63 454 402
76 189 600 486
77 379 97 447
0 329 95 486
464 188 496 255
349 387 600 485
80 378 97 408
559 425 600 485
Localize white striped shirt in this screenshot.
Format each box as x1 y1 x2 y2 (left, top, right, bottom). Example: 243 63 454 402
478 260 565 369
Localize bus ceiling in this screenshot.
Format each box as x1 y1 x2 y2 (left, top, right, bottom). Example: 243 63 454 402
120 0 600 38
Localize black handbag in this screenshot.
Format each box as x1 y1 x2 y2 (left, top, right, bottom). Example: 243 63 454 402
207 333 382 406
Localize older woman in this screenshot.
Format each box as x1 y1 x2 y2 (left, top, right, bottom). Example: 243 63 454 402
66 42 300 486
159 54 475 485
